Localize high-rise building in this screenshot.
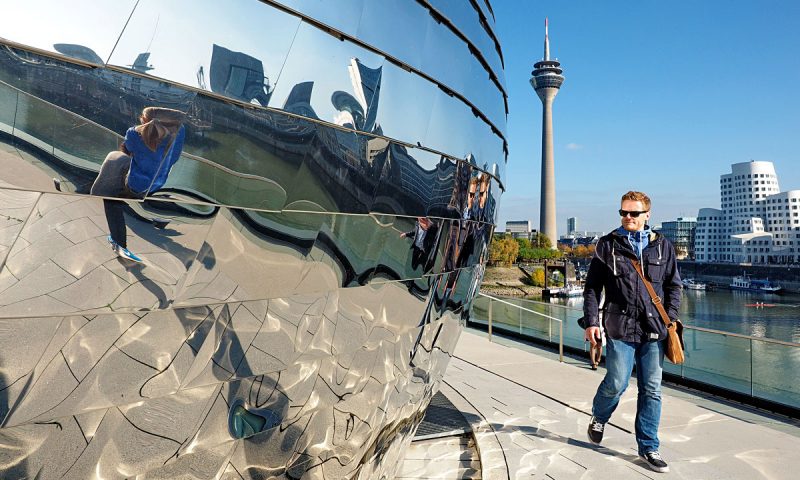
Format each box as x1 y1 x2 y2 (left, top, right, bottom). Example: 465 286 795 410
657 217 697 259
695 161 800 264
506 220 532 239
530 18 564 248
567 217 577 236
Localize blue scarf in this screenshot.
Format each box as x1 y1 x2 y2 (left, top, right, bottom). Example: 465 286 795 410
616 226 650 260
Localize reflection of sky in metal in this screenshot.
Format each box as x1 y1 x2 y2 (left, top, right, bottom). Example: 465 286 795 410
0 0 137 61
111 0 301 92
0 0 502 163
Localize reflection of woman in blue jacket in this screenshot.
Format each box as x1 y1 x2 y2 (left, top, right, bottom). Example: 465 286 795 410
91 107 185 262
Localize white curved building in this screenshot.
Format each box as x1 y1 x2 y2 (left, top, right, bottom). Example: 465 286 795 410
695 161 800 264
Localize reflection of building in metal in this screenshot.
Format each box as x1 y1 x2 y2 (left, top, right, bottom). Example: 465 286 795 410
53 43 104 64
332 59 382 132
130 52 153 73
0 1 506 479
283 81 317 118
530 18 564 248
209 44 271 106
349 58 382 132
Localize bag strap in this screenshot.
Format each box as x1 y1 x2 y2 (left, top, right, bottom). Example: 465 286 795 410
630 259 673 327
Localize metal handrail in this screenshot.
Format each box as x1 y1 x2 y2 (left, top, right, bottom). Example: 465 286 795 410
683 325 800 347
507 293 800 348
478 292 564 362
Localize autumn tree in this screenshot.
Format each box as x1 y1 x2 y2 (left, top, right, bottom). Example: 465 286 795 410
531 232 552 249
488 235 519 266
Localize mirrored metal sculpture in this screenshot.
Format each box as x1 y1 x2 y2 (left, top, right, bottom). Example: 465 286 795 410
0 1 505 478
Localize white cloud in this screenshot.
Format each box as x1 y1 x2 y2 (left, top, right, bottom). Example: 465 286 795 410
565 143 583 150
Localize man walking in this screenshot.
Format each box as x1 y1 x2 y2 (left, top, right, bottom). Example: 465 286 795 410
580 191 682 473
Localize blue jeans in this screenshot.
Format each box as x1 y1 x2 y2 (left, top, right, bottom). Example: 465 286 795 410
592 337 664 455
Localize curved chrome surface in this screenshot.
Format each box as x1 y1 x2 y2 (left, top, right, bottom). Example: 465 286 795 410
0 0 508 178
0 1 504 478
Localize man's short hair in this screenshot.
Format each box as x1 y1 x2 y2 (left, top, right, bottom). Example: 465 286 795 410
621 191 651 211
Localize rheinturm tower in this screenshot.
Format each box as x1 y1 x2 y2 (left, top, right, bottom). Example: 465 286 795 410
530 18 564 247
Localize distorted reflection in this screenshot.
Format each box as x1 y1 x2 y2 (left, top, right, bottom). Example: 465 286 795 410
89 107 186 262
332 59 382 133
401 216 440 273
209 44 272 106
0 0 505 476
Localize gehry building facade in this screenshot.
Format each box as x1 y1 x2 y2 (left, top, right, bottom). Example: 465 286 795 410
695 161 800 264
0 1 507 478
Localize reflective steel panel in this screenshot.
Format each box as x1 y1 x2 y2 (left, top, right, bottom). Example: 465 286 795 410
269 23 384 133
273 0 366 38
371 61 436 148
0 0 504 477
108 0 301 107
427 0 505 85
0 0 136 64
355 0 430 71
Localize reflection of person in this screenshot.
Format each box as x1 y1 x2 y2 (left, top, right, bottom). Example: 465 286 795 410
91 107 185 262
477 173 490 222
455 176 479 267
581 191 681 473
401 217 439 271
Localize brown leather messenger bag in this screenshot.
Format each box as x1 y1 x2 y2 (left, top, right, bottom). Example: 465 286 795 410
630 259 685 364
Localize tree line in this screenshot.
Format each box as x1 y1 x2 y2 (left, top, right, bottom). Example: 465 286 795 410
488 233 596 266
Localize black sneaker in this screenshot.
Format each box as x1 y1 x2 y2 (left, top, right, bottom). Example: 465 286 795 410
587 416 604 444
640 451 669 473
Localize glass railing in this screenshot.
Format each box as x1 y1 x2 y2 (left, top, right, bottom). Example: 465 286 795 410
469 294 800 411
472 293 564 362
0 79 286 209
1 80 120 169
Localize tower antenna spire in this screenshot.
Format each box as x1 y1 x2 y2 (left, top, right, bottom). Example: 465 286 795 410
530 18 564 248
544 17 550 61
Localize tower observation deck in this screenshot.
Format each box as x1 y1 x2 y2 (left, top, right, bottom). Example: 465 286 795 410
530 18 564 247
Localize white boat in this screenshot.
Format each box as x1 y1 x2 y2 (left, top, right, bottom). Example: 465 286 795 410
682 278 707 290
544 283 583 298
729 274 783 293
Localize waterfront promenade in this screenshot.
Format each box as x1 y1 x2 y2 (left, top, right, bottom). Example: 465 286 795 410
404 330 800 479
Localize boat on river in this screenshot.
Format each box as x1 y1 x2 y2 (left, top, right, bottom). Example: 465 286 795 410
730 274 783 293
682 278 707 290
544 283 583 298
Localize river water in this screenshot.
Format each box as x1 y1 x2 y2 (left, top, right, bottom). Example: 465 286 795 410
544 289 800 344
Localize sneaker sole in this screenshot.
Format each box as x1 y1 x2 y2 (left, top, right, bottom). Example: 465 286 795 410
639 456 669 473
586 429 602 445
118 253 143 263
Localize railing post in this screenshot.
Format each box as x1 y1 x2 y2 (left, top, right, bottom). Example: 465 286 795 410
750 338 754 398
559 319 564 363
488 298 493 343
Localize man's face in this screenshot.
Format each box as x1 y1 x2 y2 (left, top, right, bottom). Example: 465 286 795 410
467 181 478 207
620 199 650 232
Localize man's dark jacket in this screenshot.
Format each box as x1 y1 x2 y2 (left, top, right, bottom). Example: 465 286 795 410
582 229 682 343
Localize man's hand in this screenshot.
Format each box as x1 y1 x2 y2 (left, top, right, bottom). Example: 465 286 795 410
585 326 602 345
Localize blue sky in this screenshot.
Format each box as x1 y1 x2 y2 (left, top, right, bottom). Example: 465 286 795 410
492 0 800 235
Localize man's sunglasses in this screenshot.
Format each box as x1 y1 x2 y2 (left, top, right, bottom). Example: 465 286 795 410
619 209 648 218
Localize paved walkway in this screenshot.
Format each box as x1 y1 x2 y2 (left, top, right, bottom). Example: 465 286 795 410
437 330 800 479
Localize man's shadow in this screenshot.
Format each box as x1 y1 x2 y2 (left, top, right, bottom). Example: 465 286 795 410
474 416 643 468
